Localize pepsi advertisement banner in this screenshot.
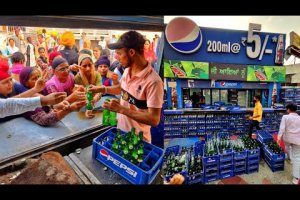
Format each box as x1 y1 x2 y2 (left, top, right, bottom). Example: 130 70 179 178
209 63 247 81
247 65 286 82
165 17 286 66
164 59 209 79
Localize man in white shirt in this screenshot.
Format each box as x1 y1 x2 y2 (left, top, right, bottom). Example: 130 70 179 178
277 103 300 184
0 92 66 118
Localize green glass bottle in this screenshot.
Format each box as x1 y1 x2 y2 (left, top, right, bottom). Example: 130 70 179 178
102 99 110 126
137 143 144 155
128 141 134 150
131 149 138 160
138 131 143 143
123 146 129 155
116 129 122 140
112 141 119 153
109 111 117 126
86 88 93 111
131 127 136 135
132 134 139 146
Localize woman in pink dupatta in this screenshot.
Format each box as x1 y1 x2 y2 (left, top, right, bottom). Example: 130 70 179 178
44 57 86 104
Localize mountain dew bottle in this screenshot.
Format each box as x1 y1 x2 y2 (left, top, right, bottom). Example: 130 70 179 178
102 99 110 126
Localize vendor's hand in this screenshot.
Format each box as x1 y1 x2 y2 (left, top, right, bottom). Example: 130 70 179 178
103 99 122 113
249 116 253 120
107 71 118 82
53 100 70 111
88 85 105 94
164 174 185 185
92 93 102 105
85 110 95 119
277 138 281 145
33 71 48 92
70 100 87 112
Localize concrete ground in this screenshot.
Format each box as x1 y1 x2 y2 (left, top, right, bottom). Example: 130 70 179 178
209 159 293 185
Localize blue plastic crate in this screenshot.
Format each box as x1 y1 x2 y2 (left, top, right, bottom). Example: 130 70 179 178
204 164 219 172
263 145 285 162
219 170 234 180
219 160 233 169
92 128 164 184
219 153 233 162
247 148 260 158
264 157 284 172
234 170 246 176
247 156 260 165
263 153 285 168
234 159 246 166
234 150 247 160
204 174 219 183
256 130 273 144
164 145 180 158
234 164 246 172
187 173 203 185
203 155 219 165
246 167 259 174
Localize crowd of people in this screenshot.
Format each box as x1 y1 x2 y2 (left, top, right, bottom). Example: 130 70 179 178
0 28 163 144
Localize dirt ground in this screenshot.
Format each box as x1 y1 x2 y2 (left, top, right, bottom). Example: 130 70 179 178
0 151 80 184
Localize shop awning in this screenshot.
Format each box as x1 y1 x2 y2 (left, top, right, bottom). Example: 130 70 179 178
0 16 164 31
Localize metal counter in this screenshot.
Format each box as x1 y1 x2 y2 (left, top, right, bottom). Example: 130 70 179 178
0 97 114 169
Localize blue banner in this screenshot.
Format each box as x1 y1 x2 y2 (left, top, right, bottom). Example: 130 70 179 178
164 26 286 66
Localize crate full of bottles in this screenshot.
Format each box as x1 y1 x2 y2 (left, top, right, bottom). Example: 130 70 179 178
163 145 189 184
92 127 164 184
232 139 247 176
203 139 220 183
240 136 260 174
263 141 285 172
217 137 234 179
187 141 205 184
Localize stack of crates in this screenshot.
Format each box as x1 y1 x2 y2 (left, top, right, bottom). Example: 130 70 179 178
232 139 247 176
246 147 260 174
187 141 205 185
218 140 234 179
203 141 219 183
263 143 285 172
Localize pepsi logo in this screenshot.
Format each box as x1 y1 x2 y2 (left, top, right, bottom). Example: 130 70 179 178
220 81 226 86
165 17 202 54
100 149 109 158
